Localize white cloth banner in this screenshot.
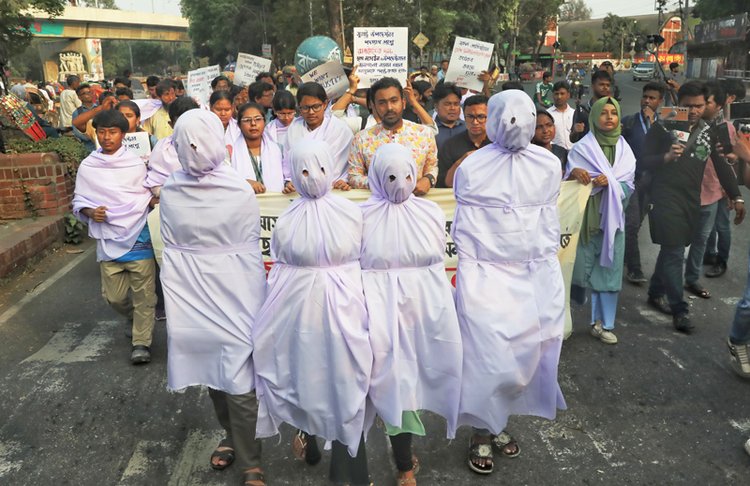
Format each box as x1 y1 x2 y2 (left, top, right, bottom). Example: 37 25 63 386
234 53 273 87
353 27 409 88
151 183 589 302
444 36 495 92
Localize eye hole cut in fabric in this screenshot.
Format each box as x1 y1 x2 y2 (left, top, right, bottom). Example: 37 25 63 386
406 175 412 182
302 169 309 177
389 175 396 182
320 166 326 174
510 117 516 124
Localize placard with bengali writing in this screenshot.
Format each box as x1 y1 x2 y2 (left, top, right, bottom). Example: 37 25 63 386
444 36 494 92
353 27 408 88
234 53 273 88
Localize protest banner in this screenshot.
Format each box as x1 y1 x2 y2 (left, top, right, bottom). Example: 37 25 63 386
150 183 590 325
556 182 592 339
444 36 495 92
234 52 273 87
122 132 152 164
300 61 349 99
353 27 408 88
187 65 220 106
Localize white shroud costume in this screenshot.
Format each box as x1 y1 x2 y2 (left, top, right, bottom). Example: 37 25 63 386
159 109 267 395
360 143 463 437
253 140 373 455
453 90 567 433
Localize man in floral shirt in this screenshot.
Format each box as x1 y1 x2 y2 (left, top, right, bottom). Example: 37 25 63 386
641 81 745 333
347 77 438 195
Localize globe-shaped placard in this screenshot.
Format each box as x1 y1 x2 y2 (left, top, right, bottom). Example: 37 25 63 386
295 36 343 75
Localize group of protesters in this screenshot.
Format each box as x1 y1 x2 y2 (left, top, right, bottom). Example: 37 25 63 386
68 54 750 485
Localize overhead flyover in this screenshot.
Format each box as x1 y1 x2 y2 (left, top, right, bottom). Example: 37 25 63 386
29 5 189 42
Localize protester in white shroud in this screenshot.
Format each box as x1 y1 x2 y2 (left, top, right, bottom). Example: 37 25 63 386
452 90 567 475
159 109 267 486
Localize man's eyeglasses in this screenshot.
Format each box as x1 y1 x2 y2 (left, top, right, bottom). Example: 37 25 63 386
299 103 324 113
240 116 264 125
465 114 487 122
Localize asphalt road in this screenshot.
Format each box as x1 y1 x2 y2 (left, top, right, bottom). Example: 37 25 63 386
1 76 750 485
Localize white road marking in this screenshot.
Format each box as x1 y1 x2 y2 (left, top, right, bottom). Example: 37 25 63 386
120 440 171 481
720 297 740 307
637 307 672 324
60 320 117 363
729 419 750 433
0 246 94 326
21 323 82 364
0 440 22 478
658 347 686 370
167 429 224 486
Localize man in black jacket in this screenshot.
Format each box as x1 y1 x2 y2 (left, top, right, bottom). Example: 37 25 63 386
621 82 666 284
642 81 745 333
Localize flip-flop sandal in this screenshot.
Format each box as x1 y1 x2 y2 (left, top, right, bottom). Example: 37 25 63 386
209 438 235 470
685 283 710 299
411 455 420 475
468 439 493 474
492 431 521 458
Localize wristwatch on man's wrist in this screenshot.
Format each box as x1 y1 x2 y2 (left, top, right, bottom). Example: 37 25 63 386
424 174 436 188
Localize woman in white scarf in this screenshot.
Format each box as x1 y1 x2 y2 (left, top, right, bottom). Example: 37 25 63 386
230 102 285 193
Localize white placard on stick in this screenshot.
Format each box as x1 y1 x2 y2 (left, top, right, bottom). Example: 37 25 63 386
300 61 349 99
353 27 408 88
235 53 273 87
187 65 220 106
123 131 152 163
444 36 494 92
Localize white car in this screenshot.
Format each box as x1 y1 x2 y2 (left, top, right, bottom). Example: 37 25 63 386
632 62 656 81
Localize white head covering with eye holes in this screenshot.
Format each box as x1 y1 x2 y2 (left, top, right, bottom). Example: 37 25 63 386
172 109 227 178
485 89 537 152
288 140 334 199
369 143 416 204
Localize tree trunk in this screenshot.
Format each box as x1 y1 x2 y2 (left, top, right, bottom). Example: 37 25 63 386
325 0 344 49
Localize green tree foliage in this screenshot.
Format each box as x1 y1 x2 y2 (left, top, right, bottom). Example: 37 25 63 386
693 0 750 21
74 0 118 8
0 0 66 61
601 13 643 58
101 41 193 77
559 0 592 21
181 0 544 67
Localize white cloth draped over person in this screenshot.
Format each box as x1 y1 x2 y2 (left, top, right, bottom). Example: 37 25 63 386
452 90 567 434
72 147 152 262
144 135 179 197
253 140 372 456
230 131 286 192
283 113 353 181
360 143 463 437
158 109 267 394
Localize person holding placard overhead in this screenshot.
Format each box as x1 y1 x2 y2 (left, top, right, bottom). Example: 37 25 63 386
283 82 353 192
231 102 285 194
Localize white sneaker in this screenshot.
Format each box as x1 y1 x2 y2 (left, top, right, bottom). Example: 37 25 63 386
590 321 618 345
727 339 750 379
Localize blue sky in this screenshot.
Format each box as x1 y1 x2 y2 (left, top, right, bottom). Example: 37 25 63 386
114 0 663 20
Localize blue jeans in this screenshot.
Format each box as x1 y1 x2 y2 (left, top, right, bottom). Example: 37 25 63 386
730 244 750 345
685 202 718 286
707 197 731 263
649 245 688 315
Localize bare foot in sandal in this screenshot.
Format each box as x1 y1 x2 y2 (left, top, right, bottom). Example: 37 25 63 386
210 439 235 470
493 430 521 458
468 434 493 474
